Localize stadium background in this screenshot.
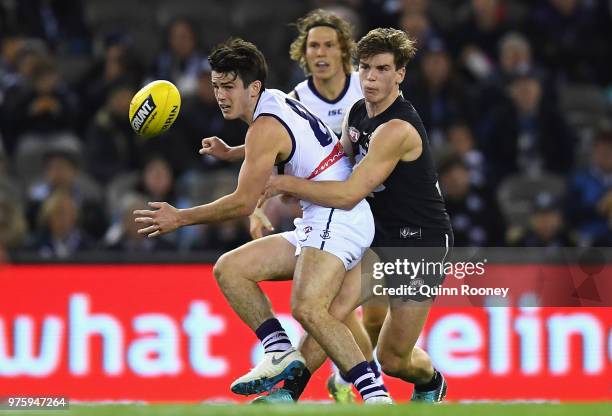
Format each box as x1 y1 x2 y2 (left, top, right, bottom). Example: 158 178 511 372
0 0 611 405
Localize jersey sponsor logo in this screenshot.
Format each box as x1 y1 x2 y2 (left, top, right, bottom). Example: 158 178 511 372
348 126 360 143
320 230 331 240
328 108 343 116
306 142 345 180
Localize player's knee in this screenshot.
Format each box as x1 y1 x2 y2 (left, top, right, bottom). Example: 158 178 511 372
291 302 318 329
377 348 404 377
213 253 234 285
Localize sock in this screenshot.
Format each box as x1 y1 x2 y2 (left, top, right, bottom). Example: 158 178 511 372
282 367 311 400
369 360 381 380
346 361 388 401
332 364 351 386
255 318 292 353
415 368 442 392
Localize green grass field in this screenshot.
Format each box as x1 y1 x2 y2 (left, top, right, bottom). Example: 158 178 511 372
2 403 610 416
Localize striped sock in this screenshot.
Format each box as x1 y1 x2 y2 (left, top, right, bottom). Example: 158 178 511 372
346 361 389 401
255 318 292 353
369 360 382 383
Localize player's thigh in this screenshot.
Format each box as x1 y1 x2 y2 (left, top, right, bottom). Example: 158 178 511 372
328 261 363 320
291 247 346 310
214 234 297 283
378 299 432 356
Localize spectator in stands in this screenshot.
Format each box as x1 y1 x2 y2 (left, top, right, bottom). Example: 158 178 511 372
150 17 204 96
85 83 140 184
445 121 486 187
402 38 467 149
481 67 575 185
455 0 508 81
0 191 28 252
511 191 575 247
14 0 91 55
130 155 192 248
27 148 105 240
8 58 77 140
439 157 504 246
528 0 609 84
77 33 143 131
30 189 94 259
567 128 612 245
0 40 48 155
105 193 175 252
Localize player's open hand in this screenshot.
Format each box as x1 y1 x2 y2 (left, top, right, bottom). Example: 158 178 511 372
133 202 181 238
249 207 274 239
199 136 232 160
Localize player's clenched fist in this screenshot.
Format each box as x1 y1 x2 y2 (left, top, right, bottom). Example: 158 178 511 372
133 202 181 238
199 136 232 160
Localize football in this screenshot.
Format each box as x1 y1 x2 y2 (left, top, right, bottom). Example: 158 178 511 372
129 80 181 138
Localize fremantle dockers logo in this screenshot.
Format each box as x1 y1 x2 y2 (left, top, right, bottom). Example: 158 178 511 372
131 95 157 133
349 126 360 143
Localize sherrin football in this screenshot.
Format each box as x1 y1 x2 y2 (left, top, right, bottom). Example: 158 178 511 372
129 80 181 138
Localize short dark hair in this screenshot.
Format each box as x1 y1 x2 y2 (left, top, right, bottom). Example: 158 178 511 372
356 28 417 69
289 9 355 76
208 38 268 89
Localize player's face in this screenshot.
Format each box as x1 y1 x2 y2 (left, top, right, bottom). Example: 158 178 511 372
211 71 251 120
359 53 405 105
305 26 344 81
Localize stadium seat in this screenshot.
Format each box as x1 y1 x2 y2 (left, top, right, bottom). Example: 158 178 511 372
185 170 238 205
105 171 140 219
497 172 566 229
14 133 83 188
560 83 607 130
83 0 158 36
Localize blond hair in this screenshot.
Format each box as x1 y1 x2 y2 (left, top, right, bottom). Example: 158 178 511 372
289 9 355 76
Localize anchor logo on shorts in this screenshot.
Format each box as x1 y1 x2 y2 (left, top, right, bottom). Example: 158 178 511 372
320 230 331 240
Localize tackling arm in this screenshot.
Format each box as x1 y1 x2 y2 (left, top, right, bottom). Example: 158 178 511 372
268 120 420 210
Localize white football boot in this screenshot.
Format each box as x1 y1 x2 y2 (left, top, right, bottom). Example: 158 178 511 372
231 348 306 395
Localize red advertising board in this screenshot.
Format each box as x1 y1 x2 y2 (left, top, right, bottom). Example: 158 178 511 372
0 265 610 402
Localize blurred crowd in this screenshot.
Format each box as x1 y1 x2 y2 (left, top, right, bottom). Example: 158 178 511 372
0 0 611 260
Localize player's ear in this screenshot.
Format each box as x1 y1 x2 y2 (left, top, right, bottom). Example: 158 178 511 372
396 66 406 85
249 80 262 97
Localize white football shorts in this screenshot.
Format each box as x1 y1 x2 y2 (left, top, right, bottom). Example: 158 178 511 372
281 199 374 270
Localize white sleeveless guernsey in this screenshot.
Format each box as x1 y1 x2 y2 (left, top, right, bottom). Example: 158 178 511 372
292 72 362 137
253 89 373 270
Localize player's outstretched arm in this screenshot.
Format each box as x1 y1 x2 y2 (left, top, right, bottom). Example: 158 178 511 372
199 136 246 161
134 118 283 237
263 120 421 210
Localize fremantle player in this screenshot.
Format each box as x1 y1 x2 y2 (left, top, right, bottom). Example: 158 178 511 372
262 28 453 403
257 9 379 403
133 38 391 403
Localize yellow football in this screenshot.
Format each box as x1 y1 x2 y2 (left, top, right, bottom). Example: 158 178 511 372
129 80 181 138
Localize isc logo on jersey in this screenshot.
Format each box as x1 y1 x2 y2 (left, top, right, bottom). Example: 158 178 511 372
129 80 181 138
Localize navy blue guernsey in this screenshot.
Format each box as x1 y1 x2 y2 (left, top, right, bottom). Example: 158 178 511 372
348 95 451 240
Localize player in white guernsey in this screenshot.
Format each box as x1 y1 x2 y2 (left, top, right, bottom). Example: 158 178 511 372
283 9 382 403
133 39 391 403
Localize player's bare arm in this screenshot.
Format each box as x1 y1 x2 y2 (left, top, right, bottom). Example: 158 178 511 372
263 119 422 210
200 136 246 161
134 117 290 237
